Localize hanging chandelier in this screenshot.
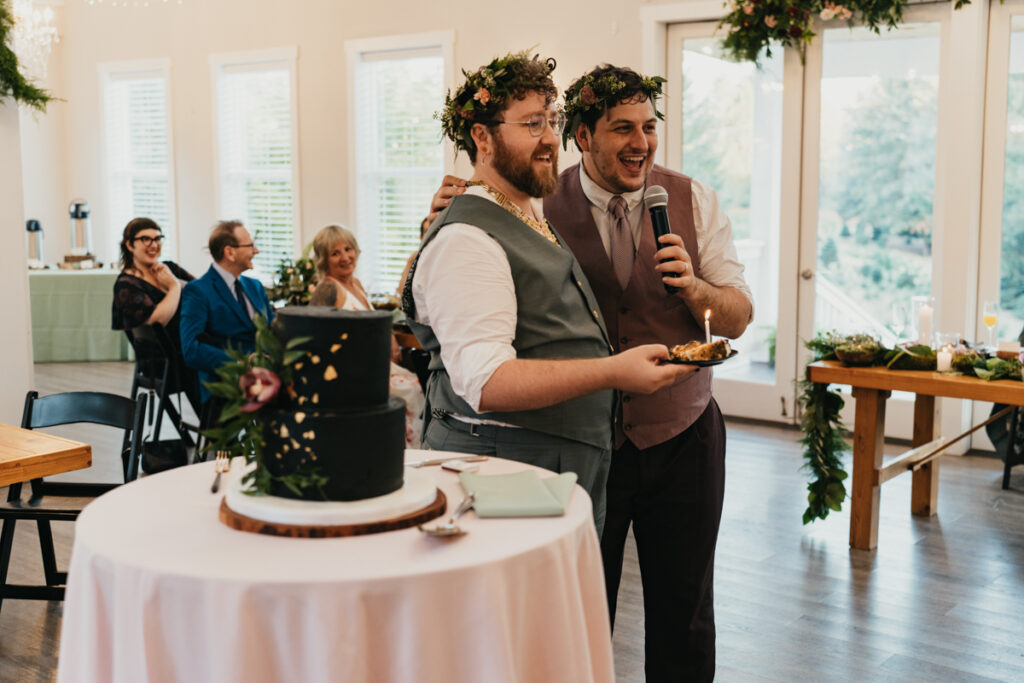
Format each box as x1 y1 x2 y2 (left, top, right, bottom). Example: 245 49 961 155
10 0 59 82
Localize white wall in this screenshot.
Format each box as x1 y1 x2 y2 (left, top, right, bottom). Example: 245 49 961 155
1 104 35 424
24 0 657 276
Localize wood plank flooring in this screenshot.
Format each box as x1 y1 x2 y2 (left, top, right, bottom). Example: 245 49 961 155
1 362 1023 682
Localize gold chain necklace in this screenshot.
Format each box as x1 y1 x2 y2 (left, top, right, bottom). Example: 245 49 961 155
467 181 561 247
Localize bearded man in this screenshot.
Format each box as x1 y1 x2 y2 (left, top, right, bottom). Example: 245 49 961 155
431 65 753 681
402 52 693 534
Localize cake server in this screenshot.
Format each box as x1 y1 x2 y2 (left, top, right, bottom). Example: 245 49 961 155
408 455 488 468
419 492 476 537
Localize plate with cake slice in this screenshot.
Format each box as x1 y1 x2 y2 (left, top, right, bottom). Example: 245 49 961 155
666 339 738 366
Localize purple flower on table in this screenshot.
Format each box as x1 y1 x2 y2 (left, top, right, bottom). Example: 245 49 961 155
239 367 281 412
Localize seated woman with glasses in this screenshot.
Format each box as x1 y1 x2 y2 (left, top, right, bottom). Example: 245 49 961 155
112 217 194 337
309 224 424 447
112 217 200 410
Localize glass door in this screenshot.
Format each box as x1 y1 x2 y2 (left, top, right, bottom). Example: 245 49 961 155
799 9 948 439
666 23 802 423
973 2 1024 449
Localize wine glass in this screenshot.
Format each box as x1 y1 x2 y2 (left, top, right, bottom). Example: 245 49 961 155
891 303 907 341
983 300 999 349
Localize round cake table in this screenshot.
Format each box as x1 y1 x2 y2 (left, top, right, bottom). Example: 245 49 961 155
56 451 613 683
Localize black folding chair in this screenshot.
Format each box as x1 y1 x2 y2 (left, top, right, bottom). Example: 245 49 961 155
0 391 146 612
126 323 200 449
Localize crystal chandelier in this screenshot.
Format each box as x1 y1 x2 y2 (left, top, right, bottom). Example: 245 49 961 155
10 0 59 82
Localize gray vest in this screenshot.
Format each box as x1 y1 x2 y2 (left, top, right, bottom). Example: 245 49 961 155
403 194 614 450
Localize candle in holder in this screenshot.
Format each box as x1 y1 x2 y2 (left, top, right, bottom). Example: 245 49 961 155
704 309 711 344
918 303 932 346
936 345 953 372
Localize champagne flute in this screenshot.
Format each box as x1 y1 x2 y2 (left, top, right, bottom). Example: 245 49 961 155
891 303 907 341
983 300 999 349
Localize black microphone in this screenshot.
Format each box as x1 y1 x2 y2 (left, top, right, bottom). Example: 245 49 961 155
643 185 678 295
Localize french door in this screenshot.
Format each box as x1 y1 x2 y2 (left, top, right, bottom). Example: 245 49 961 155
665 5 973 439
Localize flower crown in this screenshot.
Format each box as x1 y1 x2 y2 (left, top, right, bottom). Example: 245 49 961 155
562 72 667 149
437 50 557 156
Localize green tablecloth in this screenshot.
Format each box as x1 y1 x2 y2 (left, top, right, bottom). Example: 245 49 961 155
29 269 131 362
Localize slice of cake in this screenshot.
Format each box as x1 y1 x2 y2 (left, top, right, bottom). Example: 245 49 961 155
669 339 732 362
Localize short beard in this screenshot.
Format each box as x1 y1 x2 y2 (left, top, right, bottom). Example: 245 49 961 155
492 132 559 198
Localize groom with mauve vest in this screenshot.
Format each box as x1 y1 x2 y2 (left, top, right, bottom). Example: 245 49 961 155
431 65 752 682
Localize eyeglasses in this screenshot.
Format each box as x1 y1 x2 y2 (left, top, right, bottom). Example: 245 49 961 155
495 112 566 137
232 242 255 249
132 235 164 246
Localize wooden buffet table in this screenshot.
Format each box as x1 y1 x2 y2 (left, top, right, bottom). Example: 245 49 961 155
0 423 92 487
807 361 1024 550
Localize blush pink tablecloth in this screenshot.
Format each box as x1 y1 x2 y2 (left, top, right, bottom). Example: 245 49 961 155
56 451 613 683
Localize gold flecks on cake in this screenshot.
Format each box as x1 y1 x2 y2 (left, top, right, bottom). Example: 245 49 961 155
302 430 315 440
341 333 349 340
330 343 341 353
310 355 321 364
279 424 290 438
291 438 300 450
311 454 317 460
294 362 303 370
312 393 320 404
297 396 307 405
301 376 308 384
323 365 338 381
304 446 312 453
294 412 306 424
275 452 283 459
282 444 290 453
286 385 297 399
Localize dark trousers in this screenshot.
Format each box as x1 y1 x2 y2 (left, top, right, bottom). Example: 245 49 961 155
601 399 726 683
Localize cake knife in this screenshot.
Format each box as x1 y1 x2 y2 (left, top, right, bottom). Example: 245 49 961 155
408 455 489 468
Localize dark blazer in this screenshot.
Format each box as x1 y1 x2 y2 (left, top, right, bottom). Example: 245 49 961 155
180 265 273 401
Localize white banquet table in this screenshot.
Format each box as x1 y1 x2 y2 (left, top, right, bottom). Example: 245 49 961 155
56 451 613 683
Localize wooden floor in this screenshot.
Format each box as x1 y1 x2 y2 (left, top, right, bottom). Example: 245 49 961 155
3 362 1024 682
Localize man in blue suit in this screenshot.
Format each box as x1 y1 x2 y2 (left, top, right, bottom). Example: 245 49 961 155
180 220 274 406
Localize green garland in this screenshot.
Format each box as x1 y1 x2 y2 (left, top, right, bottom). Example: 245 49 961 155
718 0 975 65
798 332 850 524
0 0 52 111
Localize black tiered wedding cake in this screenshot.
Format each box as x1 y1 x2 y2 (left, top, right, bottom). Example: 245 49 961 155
262 307 406 501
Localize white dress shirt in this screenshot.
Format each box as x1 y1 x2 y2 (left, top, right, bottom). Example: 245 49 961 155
212 260 255 319
412 185 548 414
578 165 754 316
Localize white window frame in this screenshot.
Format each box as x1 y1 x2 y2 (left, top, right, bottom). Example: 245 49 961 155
98 58 177 262
209 46 301 280
344 30 455 289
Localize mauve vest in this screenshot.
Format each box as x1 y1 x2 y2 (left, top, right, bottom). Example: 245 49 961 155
402 194 615 451
544 164 712 449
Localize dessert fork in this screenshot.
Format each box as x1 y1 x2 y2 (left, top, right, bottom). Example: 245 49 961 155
211 451 231 494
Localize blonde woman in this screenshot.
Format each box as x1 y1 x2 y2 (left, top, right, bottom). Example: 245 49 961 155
310 224 424 447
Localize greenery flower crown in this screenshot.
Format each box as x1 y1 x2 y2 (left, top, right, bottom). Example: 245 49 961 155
561 72 666 149
436 50 557 155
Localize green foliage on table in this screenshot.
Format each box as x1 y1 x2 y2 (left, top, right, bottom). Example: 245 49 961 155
972 357 1024 382
266 253 317 307
799 331 851 524
718 0 976 65
882 344 936 370
201 315 323 497
0 0 52 111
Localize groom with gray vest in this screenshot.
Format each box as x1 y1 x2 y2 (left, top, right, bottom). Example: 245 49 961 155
403 52 693 536
431 66 753 681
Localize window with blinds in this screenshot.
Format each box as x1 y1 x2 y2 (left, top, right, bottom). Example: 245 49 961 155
353 45 445 293
213 50 299 280
101 62 175 259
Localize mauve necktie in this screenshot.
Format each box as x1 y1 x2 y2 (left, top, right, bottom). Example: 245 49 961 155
608 195 634 290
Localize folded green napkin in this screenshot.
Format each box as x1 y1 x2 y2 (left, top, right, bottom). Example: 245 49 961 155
458 470 577 517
